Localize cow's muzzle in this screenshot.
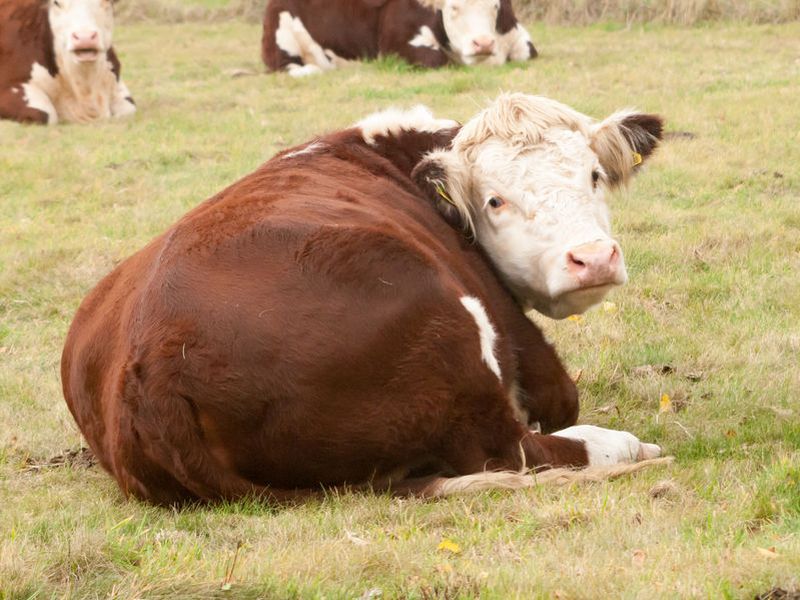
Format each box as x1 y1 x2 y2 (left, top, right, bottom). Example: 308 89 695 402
70 31 102 62
565 240 626 289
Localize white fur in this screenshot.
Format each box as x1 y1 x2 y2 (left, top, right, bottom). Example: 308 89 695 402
355 105 458 145
287 64 323 78
459 296 501 380
420 94 643 318
22 64 58 123
276 12 350 76
498 23 535 61
552 425 662 466
409 25 441 50
282 141 324 159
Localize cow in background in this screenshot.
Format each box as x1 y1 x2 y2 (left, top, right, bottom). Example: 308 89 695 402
0 0 135 124
262 0 537 77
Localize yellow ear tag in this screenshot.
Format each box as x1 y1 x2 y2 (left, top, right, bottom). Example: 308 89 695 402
435 184 455 206
632 152 643 166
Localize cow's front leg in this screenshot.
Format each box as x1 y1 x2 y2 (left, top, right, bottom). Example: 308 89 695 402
111 79 136 118
549 425 662 466
0 86 52 124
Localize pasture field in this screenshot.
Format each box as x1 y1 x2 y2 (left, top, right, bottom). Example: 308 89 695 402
1 18 800 599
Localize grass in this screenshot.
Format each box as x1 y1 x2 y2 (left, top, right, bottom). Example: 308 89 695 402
2 18 800 599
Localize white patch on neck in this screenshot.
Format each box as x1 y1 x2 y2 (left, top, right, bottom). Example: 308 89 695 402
459 295 501 380
356 105 458 145
409 25 441 50
552 425 661 466
282 141 324 159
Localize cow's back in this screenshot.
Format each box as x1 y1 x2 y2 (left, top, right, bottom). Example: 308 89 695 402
263 0 381 70
0 0 55 88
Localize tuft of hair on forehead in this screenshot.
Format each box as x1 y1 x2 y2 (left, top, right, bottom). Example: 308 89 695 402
453 93 591 158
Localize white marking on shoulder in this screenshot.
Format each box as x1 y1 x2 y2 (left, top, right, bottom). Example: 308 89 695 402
282 141 324 159
460 295 501 380
409 25 441 50
356 105 458 145
552 425 661 466
276 11 346 75
275 11 302 57
22 63 58 124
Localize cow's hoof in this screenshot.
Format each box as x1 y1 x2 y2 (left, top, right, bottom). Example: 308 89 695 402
552 425 661 466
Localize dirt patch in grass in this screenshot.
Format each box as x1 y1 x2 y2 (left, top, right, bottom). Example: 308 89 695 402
23 447 97 473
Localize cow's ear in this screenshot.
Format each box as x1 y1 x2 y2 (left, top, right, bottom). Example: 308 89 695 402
412 150 473 234
591 111 664 188
496 0 518 34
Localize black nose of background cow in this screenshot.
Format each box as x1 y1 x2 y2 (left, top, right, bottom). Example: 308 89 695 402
566 241 622 288
471 36 495 55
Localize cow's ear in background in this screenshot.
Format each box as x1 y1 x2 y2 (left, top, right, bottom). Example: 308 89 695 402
591 111 664 188
412 151 472 233
496 0 518 34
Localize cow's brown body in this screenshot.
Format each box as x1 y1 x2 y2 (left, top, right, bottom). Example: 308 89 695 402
261 0 536 73
0 0 130 124
62 125 593 505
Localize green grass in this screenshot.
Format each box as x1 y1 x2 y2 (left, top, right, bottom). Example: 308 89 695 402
2 20 800 598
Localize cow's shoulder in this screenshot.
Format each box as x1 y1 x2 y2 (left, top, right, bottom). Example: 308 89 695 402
0 0 57 84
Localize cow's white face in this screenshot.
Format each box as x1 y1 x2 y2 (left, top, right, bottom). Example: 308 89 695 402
48 0 114 65
413 94 663 319
440 0 503 65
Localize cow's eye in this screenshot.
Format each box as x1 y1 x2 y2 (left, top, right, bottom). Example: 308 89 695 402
591 170 600 187
487 196 505 209
53 0 61 7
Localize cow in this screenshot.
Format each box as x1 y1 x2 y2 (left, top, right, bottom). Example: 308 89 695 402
0 0 135 124
261 0 537 77
61 93 664 505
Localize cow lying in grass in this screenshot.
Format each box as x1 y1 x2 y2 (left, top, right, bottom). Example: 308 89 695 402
262 0 537 77
62 93 664 505
0 0 135 124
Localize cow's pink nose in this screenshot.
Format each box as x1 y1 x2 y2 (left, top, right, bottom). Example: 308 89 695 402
471 36 495 55
72 30 99 44
566 241 622 287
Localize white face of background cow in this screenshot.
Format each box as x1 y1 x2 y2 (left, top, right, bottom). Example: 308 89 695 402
48 0 114 66
413 94 663 319
426 0 503 65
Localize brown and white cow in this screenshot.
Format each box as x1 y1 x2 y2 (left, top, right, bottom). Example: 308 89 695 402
0 0 135 124
262 0 537 77
62 93 664 505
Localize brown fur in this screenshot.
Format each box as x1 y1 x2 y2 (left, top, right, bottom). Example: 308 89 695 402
62 124 600 506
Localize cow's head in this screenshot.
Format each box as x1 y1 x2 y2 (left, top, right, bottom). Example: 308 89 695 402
48 0 114 65
413 94 663 319
423 0 521 65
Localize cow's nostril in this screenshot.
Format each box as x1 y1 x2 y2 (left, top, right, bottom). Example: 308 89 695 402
566 251 586 273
